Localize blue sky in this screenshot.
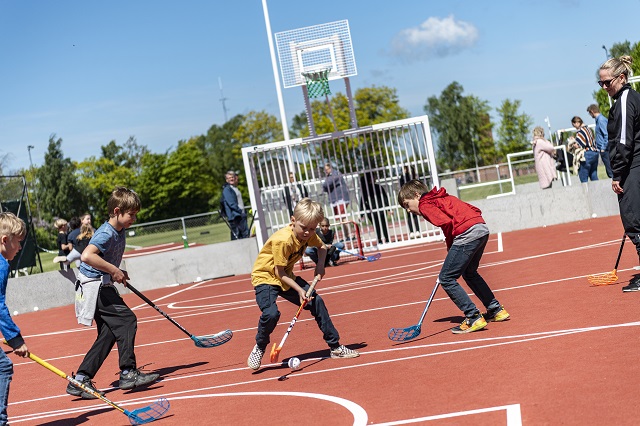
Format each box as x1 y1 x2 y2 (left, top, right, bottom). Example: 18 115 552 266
1 0 638 173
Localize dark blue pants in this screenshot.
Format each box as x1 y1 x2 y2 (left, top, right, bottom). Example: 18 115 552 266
438 234 500 318
253 277 340 350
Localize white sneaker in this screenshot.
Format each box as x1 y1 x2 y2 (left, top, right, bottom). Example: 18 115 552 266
247 345 265 370
330 345 359 359
53 256 67 263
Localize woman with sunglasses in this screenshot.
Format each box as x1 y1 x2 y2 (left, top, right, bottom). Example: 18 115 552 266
598 55 640 292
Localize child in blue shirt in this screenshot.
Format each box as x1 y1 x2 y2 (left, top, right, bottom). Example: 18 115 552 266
0 212 29 424
66 187 159 400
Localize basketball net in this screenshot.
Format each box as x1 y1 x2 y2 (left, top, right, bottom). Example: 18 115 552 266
301 68 331 98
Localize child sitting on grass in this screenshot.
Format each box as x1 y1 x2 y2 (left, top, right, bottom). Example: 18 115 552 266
397 180 510 334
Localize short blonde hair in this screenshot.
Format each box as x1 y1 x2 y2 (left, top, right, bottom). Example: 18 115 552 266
107 186 141 217
0 212 26 239
397 180 429 206
533 126 545 139
54 218 68 229
293 198 324 224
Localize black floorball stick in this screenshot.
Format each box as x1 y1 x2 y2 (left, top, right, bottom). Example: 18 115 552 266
388 280 440 341
587 234 626 286
127 282 233 348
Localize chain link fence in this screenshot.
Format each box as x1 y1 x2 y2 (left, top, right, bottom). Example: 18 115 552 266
126 210 252 249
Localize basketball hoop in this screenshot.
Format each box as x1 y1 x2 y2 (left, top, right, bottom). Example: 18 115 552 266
301 68 331 98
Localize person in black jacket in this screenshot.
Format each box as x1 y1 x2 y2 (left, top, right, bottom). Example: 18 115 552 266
283 172 309 217
599 55 640 292
359 172 390 244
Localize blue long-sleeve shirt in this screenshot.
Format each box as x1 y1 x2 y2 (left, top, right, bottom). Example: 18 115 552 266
595 113 609 151
0 256 24 349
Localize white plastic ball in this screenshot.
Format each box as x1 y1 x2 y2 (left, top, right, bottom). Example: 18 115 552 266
592 213 598 218
12 311 18 316
288 357 301 370
195 277 202 282
33 307 39 311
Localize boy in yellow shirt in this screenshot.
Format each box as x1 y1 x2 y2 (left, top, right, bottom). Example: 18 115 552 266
247 198 359 370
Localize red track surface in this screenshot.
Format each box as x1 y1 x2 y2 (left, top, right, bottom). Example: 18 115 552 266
8 215 640 425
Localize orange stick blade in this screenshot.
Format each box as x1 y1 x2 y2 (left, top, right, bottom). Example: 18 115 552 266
587 270 618 286
270 343 280 362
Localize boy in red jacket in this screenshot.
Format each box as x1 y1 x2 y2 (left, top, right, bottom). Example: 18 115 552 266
398 180 510 333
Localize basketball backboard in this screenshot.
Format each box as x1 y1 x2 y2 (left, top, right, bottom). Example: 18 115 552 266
275 20 357 89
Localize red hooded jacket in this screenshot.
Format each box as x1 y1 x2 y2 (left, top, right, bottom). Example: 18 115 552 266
418 187 485 249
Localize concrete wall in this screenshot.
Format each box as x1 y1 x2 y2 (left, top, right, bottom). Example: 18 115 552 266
472 177 619 233
6 237 259 314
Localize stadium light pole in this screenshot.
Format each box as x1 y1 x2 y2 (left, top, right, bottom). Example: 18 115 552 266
262 0 290 141
27 145 42 221
602 45 609 60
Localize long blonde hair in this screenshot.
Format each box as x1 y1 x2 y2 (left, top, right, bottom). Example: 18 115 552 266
77 224 94 241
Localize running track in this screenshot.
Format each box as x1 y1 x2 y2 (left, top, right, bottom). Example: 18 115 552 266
7 215 640 425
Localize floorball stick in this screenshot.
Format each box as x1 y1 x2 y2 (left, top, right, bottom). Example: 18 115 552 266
587 234 626 286
14 348 169 425
336 247 381 262
388 280 441 341
270 275 320 362
126 282 233 348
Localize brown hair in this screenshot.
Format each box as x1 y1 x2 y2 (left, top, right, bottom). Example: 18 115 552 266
78 223 94 240
397 179 429 206
107 186 141 217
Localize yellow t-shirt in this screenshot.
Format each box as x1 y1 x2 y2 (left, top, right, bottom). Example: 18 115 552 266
251 225 323 290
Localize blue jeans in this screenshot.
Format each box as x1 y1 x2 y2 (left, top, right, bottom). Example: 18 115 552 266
0 351 13 425
600 149 613 178
438 234 500 318
578 151 600 182
253 277 340 350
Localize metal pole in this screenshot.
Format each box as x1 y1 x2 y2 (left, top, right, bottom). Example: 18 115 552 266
602 45 609 60
27 145 41 221
544 116 553 144
262 0 290 141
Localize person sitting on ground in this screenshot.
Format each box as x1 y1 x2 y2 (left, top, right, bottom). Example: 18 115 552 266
305 217 345 267
66 224 94 268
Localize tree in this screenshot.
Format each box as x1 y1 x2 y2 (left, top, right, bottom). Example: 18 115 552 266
76 137 147 220
424 82 494 171
290 85 410 137
201 114 246 206
136 138 213 220
495 99 533 159
37 134 86 220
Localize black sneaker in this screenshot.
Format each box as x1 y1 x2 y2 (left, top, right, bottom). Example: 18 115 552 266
66 375 105 400
119 369 160 390
623 279 640 292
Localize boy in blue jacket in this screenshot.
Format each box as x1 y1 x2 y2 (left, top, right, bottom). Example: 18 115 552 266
0 212 30 424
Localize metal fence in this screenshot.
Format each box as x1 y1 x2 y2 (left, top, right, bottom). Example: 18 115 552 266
241 115 444 249
125 211 244 249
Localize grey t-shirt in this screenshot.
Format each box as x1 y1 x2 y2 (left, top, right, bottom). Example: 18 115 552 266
452 223 489 246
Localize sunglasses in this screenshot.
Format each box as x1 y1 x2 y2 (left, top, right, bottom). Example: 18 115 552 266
598 75 619 88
